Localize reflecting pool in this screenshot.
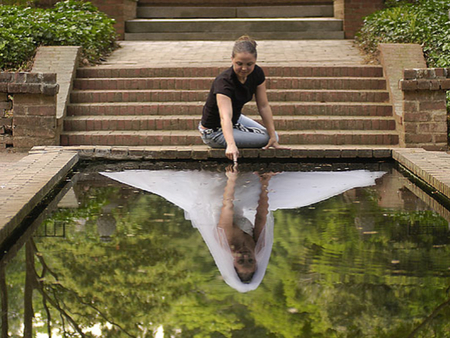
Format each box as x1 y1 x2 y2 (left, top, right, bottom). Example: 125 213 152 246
1 161 450 338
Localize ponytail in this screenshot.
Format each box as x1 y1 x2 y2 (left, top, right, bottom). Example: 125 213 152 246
232 35 257 59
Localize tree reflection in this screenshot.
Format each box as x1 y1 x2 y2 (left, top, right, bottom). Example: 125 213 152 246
1 166 450 337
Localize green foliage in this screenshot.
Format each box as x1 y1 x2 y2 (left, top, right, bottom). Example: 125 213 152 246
0 0 117 70
358 0 450 66
3 170 450 337
358 0 450 138
383 0 419 8
0 0 36 5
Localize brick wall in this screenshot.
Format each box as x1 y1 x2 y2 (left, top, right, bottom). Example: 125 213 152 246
334 0 384 39
0 73 60 151
90 0 138 39
399 68 449 151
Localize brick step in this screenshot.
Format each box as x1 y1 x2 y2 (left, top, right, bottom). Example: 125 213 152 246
125 31 345 41
73 77 386 91
125 18 343 35
137 5 334 19
64 115 396 132
76 66 384 79
61 130 399 147
67 102 393 117
70 89 389 103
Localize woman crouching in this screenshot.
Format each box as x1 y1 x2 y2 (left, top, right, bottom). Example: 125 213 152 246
199 35 287 162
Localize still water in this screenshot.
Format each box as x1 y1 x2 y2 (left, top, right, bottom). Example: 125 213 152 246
1 161 450 338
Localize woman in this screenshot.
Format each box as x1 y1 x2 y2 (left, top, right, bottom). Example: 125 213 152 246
218 167 274 283
199 35 286 162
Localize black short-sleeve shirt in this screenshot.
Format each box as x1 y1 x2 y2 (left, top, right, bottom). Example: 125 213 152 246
201 65 266 129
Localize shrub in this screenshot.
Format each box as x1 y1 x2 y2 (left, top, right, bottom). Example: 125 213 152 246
0 0 117 70
358 0 450 67
358 0 450 123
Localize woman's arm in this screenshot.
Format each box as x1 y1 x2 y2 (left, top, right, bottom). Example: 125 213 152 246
218 168 238 241
254 173 272 241
255 81 288 150
217 94 239 162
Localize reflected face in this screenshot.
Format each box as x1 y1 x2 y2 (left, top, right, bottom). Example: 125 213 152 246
233 248 256 282
232 52 256 82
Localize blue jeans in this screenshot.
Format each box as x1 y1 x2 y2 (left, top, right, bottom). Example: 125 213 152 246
199 115 275 148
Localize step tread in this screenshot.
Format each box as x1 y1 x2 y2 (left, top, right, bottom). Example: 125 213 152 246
128 17 342 23
68 101 392 106
124 32 345 41
76 66 384 78
64 115 395 120
71 89 389 93
75 76 385 80
137 5 334 19
62 130 398 135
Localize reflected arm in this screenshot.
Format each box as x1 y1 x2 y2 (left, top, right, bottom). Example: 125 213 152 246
218 171 238 241
254 174 271 242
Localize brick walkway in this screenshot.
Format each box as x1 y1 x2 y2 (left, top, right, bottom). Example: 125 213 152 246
0 150 78 245
101 40 366 67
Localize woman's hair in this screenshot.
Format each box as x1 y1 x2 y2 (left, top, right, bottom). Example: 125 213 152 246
236 270 255 283
232 35 257 59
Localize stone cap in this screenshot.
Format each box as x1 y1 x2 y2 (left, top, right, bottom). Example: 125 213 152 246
400 68 450 91
0 72 59 95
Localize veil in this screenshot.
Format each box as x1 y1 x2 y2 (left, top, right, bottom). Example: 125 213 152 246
100 169 385 292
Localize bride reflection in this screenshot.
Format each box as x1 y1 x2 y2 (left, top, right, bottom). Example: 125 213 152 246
101 167 385 293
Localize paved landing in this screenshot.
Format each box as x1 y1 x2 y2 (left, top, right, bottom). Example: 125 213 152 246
100 40 366 68
393 148 450 199
0 150 78 246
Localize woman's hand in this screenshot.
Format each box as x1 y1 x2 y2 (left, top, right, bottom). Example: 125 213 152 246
226 143 240 163
263 137 290 150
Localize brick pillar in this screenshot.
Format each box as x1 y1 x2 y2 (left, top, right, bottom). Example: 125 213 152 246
90 0 138 40
399 69 449 151
13 94 58 150
334 0 384 39
0 93 13 149
0 72 60 151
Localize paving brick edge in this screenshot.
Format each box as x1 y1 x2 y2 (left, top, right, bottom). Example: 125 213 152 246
31 145 395 161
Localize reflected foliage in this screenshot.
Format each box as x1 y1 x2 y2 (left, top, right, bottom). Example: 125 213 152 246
1 170 450 337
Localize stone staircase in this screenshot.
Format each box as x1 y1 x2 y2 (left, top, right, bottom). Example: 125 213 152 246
61 66 398 148
125 3 344 40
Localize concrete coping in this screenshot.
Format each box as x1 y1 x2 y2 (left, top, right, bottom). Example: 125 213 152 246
0 72 59 96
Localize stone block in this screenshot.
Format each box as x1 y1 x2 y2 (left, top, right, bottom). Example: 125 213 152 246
373 149 392 158
208 148 224 159
356 149 373 158
290 148 309 158
340 148 358 158
324 149 342 158
110 147 129 159
192 148 208 160
241 148 259 158
94 146 112 158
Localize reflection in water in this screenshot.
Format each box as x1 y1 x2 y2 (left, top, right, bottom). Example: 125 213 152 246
2 164 450 337
101 169 385 292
